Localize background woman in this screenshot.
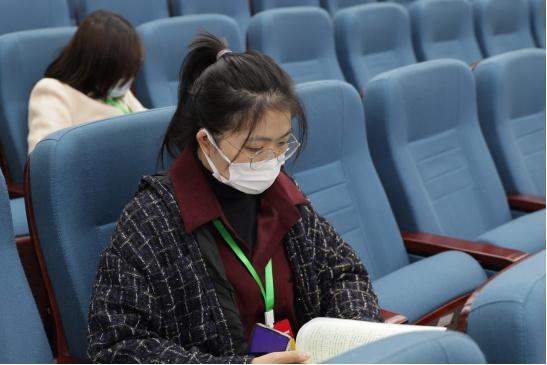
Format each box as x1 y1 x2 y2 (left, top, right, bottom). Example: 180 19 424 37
27 10 146 153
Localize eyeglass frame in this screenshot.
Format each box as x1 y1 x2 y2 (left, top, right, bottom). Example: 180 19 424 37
207 130 301 170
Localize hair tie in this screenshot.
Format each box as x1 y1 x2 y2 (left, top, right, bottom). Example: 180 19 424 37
216 49 232 60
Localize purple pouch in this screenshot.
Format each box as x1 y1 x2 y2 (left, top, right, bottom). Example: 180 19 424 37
248 323 291 355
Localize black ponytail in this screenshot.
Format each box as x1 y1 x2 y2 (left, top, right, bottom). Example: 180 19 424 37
161 32 307 161
177 33 226 120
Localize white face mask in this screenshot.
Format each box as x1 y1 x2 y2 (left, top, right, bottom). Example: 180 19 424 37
108 79 132 99
200 129 284 195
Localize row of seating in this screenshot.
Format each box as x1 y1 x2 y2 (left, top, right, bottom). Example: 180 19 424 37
132 1 545 107
0 0 544 50
412 0 545 61
0 164 492 363
22 72 545 362
250 1 544 91
0 0 374 35
1 19 543 241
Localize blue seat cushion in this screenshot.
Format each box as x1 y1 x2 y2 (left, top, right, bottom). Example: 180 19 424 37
476 209 546 253
467 250 546 363
373 251 487 322
10 197 28 237
326 330 486 364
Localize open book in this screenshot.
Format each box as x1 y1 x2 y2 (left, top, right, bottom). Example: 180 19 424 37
295 317 446 363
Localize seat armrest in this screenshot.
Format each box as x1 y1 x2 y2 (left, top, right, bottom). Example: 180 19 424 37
507 194 545 212
381 309 408 324
0 143 23 197
402 231 528 270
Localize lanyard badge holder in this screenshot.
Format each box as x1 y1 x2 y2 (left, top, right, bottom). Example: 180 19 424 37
212 219 293 354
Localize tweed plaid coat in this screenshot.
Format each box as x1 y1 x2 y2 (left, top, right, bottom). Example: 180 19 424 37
87 174 381 363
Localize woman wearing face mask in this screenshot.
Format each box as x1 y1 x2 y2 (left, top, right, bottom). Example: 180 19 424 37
27 10 146 154
87 33 381 364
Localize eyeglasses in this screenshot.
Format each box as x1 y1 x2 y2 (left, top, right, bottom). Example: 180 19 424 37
221 133 301 170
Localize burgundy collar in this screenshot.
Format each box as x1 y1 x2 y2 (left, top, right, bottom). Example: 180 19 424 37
170 146 308 234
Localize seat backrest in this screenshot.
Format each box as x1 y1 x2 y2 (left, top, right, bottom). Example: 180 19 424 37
320 0 375 15
364 60 512 240
0 0 71 36
248 7 344 84
474 0 536 57
0 27 75 186
475 49 546 196
28 107 175 359
327 331 486 364
171 0 251 38
78 0 169 26
530 0 546 48
468 250 546 363
286 80 409 281
409 0 483 65
135 15 244 108
334 3 416 92
0 170 53 363
251 0 320 13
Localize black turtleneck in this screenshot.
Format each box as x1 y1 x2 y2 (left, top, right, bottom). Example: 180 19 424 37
199 159 258 253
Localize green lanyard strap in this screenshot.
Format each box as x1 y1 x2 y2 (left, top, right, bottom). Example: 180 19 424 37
212 219 274 315
104 97 132 114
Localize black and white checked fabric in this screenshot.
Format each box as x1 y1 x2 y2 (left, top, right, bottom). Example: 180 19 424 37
87 174 381 363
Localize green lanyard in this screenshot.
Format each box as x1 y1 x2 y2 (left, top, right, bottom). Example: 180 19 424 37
104 97 132 114
212 218 275 327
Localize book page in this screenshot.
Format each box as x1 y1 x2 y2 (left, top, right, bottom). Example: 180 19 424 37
295 317 446 363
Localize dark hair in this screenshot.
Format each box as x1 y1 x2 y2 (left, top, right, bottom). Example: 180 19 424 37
45 10 144 100
161 32 307 160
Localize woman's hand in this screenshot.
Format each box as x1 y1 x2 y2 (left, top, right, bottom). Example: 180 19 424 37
252 351 311 364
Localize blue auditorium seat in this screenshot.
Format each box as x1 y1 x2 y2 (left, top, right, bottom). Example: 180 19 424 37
78 0 169 26
334 3 416 93
364 60 546 254
530 0 546 48
135 15 244 108
170 0 251 38
0 0 71 36
251 0 320 13
467 250 546 363
27 107 175 359
320 0 375 15
0 27 75 237
409 0 483 65
287 80 487 323
327 331 486 363
473 0 537 57
248 7 344 83
0 170 53 363
475 49 545 197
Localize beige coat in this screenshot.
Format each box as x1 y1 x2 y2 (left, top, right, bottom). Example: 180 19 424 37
27 78 147 154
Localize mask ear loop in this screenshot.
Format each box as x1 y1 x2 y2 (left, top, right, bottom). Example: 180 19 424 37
198 129 230 183
201 129 232 165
